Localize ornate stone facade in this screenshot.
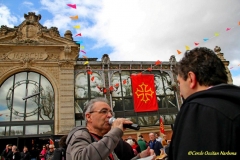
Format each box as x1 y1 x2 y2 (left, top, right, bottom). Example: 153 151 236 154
0 12 79 135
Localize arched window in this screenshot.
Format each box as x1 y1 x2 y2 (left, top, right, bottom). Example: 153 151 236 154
0 72 54 136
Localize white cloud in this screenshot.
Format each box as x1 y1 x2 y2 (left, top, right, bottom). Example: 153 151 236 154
229 59 240 67
78 0 240 62
22 1 34 7
0 5 18 27
232 74 240 86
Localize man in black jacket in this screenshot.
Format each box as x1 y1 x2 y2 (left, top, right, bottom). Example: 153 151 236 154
20 146 30 160
149 132 163 156
168 47 240 160
53 135 67 160
12 145 21 160
1 144 9 160
114 138 135 160
5 144 13 160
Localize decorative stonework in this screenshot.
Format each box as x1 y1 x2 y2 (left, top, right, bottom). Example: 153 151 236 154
0 12 78 47
8 51 48 60
101 54 110 66
45 66 59 82
0 65 21 76
214 46 233 84
58 61 75 69
47 53 59 60
0 12 80 136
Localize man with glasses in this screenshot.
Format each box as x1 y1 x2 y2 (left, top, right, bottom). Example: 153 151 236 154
66 97 155 160
45 144 54 160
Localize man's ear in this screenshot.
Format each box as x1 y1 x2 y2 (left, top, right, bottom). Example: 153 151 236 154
188 71 197 89
85 113 92 122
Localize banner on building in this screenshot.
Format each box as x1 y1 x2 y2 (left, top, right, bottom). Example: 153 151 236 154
130 74 158 112
160 117 165 134
49 138 54 145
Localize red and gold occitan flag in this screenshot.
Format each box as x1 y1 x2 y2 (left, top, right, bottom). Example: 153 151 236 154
49 138 54 145
130 74 158 112
160 117 165 134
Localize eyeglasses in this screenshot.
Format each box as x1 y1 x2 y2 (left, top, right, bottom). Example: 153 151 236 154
89 108 114 116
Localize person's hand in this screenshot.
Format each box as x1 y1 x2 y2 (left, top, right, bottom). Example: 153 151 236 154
150 149 155 156
139 146 156 159
111 118 133 131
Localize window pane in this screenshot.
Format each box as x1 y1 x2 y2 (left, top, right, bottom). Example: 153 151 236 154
76 73 88 87
124 111 136 117
28 72 40 83
39 125 53 134
75 100 88 113
12 115 24 121
75 120 86 127
154 75 164 95
75 73 88 98
162 114 176 125
90 72 104 97
138 115 159 126
111 73 121 97
162 95 177 108
120 71 132 97
0 126 5 136
25 78 41 120
124 99 133 110
25 125 37 135
126 117 137 124
162 72 172 89
5 126 9 136
75 86 88 98
112 98 123 111
0 76 13 121
39 75 54 120
10 126 23 135
12 80 26 117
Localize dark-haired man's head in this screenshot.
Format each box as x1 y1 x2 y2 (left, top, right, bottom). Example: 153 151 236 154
176 47 228 99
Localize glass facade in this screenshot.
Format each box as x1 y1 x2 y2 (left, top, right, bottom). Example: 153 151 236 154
0 72 54 136
74 69 178 127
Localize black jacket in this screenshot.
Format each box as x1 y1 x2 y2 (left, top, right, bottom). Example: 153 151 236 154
1 149 8 158
13 151 21 160
168 84 240 160
20 151 30 160
52 147 66 160
149 140 163 156
5 150 13 160
114 139 135 160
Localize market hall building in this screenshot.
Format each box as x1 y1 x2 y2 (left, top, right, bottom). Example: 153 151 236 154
0 12 233 150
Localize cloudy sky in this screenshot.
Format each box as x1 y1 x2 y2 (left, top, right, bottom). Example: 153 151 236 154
0 0 240 85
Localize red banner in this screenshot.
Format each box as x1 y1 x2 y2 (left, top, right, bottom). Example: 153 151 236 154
131 74 158 112
160 117 165 134
49 138 54 145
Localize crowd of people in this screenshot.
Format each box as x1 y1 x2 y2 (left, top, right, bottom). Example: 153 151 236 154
1 136 67 160
123 133 169 159
1 144 38 160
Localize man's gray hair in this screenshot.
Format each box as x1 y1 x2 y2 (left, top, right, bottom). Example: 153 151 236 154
82 97 109 120
12 145 17 151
